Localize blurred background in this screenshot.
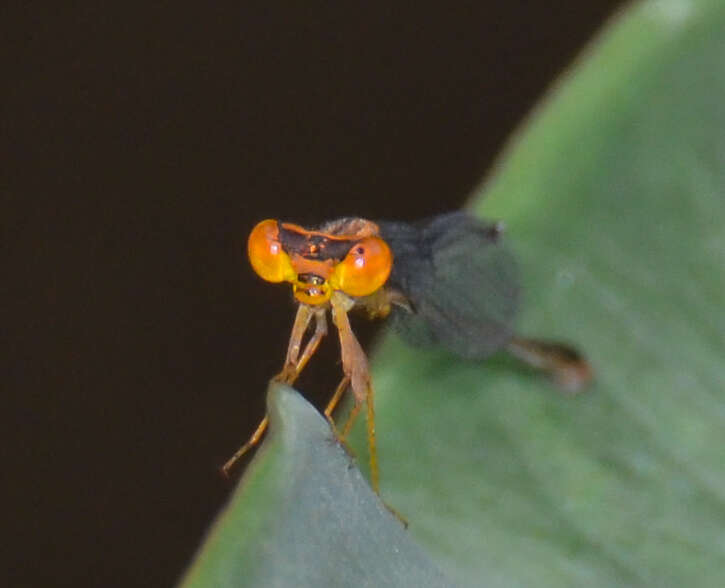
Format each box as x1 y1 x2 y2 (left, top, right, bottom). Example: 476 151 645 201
4 2 624 586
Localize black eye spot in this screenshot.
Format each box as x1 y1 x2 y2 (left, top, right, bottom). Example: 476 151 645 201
356 246 365 255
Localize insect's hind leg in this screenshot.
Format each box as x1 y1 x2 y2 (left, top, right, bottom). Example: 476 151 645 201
506 336 593 393
334 394 377 493
364 382 379 493
324 375 350 435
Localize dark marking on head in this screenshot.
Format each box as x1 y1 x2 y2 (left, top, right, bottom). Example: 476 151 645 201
279 225 356 261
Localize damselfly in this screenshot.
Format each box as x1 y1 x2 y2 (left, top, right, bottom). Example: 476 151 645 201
223 212 591 492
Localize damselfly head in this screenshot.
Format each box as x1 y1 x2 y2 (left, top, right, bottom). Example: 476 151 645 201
247 219 393 305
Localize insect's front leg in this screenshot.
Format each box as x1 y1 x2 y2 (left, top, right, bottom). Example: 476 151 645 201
330 292 379 493
276 303 325 385
292 309 327 378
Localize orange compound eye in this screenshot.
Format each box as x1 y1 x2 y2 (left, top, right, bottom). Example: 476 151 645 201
330 237 392 297
247 219 296 283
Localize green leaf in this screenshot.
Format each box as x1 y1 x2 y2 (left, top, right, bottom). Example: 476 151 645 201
180 382 457 588
360 1 725 586
183 1 725 586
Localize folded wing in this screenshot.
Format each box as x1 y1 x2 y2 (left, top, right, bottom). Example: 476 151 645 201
378 211 519 359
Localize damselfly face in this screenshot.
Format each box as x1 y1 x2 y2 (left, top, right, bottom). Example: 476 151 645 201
247 218 393 305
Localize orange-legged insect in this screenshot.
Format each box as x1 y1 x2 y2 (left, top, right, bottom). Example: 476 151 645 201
223 212 591 492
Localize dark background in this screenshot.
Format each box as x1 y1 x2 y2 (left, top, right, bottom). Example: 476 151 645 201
4 3 623 586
